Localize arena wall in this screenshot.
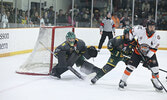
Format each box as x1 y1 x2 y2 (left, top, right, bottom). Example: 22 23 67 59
0 28 167 57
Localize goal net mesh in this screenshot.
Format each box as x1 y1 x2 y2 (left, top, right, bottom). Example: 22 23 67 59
16 26 74 75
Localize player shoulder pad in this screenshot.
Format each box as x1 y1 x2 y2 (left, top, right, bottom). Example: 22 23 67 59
76 39 85 46
107 36 123 49
114 36 124 46
58 41 71 51
76 39 86 51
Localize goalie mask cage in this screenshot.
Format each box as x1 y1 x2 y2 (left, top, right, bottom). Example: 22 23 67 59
16 26 74 75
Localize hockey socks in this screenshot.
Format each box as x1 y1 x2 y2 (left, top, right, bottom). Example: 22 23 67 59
91 64 114 84
91 69 105 84
119 65 135 89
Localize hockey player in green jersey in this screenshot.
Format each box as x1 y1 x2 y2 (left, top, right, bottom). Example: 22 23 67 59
91 27 137 84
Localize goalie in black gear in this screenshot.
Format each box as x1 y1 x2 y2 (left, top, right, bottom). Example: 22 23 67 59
91 26 137 84
50 31 100 79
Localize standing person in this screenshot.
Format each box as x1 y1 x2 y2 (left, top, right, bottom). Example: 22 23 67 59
118 20 163 91
91 27 137 84
98 12 115 51
112 13 120 28
50 32 100 79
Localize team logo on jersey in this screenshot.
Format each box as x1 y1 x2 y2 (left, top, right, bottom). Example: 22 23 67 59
157 35 160 40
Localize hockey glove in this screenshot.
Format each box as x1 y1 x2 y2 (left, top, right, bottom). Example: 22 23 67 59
143 56 152 68
87 46 97 57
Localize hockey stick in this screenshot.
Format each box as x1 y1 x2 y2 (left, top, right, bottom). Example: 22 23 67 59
159 68 167 73
136 47 167 92
39 41 84 80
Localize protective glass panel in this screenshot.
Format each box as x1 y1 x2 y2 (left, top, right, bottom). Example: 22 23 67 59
157 0 167 30
134 0 156 27
74 0 92 27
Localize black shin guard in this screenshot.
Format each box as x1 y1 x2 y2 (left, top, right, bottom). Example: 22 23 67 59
51 65 68 79
96 64 114 79
51 51 80 77
57 51 67 67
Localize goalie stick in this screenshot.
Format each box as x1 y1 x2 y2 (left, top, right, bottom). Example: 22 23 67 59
136 46 167 92
39 41 84 80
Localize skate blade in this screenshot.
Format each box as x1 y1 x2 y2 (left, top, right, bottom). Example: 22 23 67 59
155 88 163 93
118 87 125 91
49 75 60 80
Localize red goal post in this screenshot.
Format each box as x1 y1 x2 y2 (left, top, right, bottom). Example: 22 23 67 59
16 26 75 75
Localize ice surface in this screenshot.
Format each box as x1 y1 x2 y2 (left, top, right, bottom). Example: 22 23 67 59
0 49 167 100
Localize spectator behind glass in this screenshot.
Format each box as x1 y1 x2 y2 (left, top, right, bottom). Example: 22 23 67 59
93 10 100 22
43 11 49 26
74 9 80 22
57 9 67 23
134 15 142 25
48 6 55 25
142 1 150 12
30 6 37 18
20 11 27 25
1 9 9 28
67 12 75 26
112 13 120 28
31 11 40 25
120 13 131 28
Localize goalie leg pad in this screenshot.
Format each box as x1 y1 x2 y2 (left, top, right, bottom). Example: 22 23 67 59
57 51 67 67
80 61 100 75
52 52 80 77
51 64 68 78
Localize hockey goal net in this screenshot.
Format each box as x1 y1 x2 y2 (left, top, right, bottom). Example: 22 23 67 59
16 26 74 75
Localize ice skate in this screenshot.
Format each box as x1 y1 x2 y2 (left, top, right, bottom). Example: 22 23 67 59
151 79 163 92
118 80 127 90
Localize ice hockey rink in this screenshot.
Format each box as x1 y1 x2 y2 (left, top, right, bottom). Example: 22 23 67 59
0 49 167 100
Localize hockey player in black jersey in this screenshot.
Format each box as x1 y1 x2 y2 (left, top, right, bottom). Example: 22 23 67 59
50 31 100 79
91 27 137 84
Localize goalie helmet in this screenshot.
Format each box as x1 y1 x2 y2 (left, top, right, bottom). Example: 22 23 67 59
66 31 76 46
146 20 156 37
123 26 133 43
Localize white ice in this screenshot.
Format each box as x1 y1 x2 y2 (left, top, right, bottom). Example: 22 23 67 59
0 49 167 100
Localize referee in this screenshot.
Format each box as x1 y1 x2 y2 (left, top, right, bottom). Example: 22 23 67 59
98 12 115 51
